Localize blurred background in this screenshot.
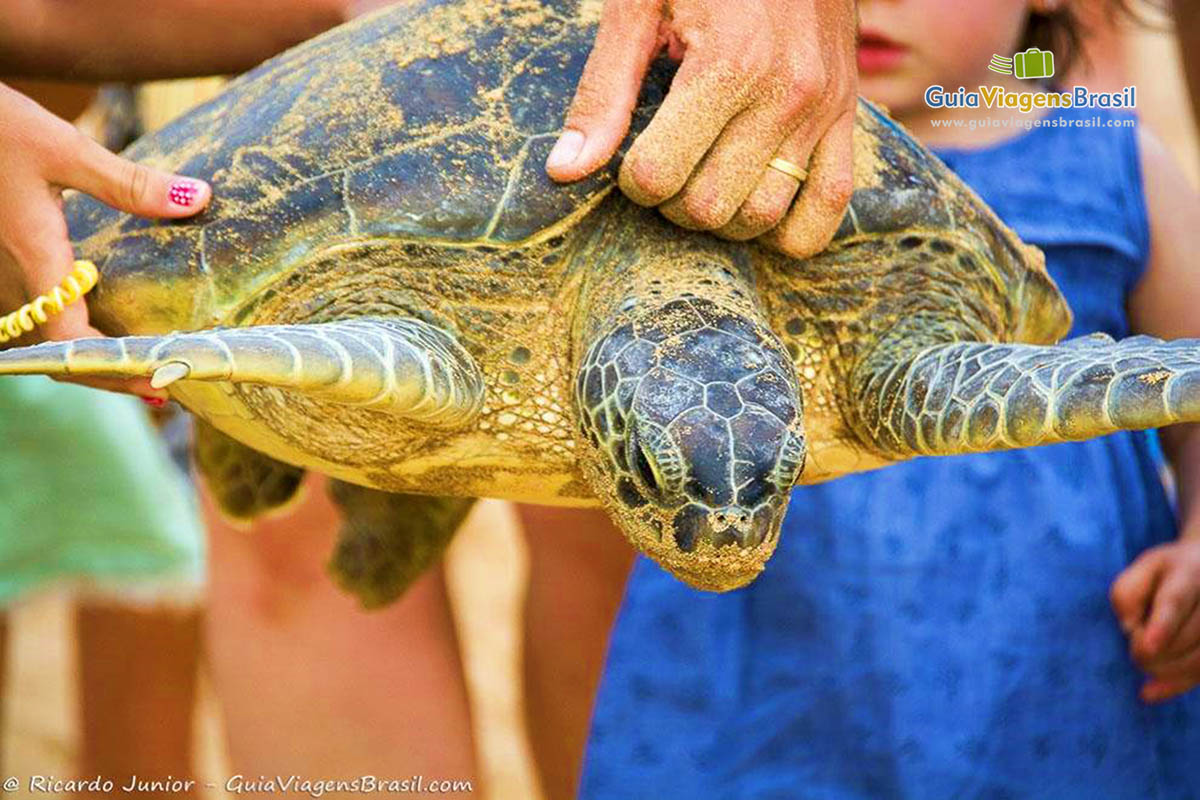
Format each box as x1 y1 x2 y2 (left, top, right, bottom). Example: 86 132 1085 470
0 2 1196 799
4 499 536 799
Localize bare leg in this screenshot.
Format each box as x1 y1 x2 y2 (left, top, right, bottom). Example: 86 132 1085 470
203 473 477 791
74 603 201 799
517 506 633 800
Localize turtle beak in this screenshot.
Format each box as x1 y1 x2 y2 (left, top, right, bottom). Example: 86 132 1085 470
661 497 790 592
672 503 775 551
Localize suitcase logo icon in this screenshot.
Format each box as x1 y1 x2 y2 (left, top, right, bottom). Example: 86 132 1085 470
988 48 1055 80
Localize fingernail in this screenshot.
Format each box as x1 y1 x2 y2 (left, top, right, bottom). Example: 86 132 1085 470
142 396 166 408
168 179 201 208
546 130 585 172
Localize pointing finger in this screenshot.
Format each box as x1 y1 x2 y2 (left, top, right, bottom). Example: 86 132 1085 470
547 0 665 182
49 131 210 220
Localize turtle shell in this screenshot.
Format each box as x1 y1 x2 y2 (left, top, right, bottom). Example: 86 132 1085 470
65 0 1060 338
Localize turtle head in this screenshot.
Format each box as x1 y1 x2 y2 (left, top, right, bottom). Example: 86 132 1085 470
575 298 805 591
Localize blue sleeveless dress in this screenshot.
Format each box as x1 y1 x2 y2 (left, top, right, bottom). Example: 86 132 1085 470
581 107 1200 799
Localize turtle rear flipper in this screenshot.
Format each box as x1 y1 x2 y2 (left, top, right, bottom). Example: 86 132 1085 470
194 420 305 519
327 480 474 609
850 332 1200 459
0 318 484 428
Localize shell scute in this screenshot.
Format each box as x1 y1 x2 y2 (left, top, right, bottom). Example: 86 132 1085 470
385 44 500 129
837 105 957 239
503 25 592 135
489 134 613 242
204 171 351 307
346 130 520 241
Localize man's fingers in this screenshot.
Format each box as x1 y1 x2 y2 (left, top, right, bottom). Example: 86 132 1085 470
714 126 815 241
1154 587 1200 661
1111 547 1170 633
658 105 797 231
618 51 759 207
761 108 854 258
546 0 664 183
49 133 210 220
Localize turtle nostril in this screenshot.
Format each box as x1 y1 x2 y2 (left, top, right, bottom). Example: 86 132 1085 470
712 507 751 532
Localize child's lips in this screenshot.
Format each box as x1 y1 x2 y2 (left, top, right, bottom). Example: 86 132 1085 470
857 30 908 74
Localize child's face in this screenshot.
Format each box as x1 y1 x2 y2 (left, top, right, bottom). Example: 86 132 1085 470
857 0 1036 116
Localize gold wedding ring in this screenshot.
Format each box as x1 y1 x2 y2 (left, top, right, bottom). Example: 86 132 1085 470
767 158 808 182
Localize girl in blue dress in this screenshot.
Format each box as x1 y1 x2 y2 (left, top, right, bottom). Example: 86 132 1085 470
580 1 1200 797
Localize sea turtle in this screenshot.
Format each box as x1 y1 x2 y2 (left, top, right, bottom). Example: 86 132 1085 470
2 0 1199 607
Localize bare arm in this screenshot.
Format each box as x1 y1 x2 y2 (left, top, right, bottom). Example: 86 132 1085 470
1128 128 1200 532
0 0 352 81
1178 0 1200 140
1111 127 1200 703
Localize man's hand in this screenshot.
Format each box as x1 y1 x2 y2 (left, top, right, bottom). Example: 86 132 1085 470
0 82 211 398
1111 538 1200 703
546 0 857 258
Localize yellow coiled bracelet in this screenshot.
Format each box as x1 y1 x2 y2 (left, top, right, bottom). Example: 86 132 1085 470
0 260 99 344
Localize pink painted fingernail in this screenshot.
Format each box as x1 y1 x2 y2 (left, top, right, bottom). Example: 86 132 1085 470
168 179 200 207
142 396 166 408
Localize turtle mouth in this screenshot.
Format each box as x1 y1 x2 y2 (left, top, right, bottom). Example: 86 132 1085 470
645 518 782 592
616 498 786 592
671 503 774 551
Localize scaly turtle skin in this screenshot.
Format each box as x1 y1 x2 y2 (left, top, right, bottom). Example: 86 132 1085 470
3 0 1199 604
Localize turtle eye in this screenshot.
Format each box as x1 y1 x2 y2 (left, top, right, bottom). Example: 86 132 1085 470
633 440 662 495
627 423 683 500
771 431 807 489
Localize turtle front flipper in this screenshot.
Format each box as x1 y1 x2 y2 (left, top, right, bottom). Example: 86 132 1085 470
849 333 1200 458
326 480 474 609
194 419 305 519
0 318 484 427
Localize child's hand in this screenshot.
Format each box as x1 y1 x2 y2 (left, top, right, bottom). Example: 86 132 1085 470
0 82 211 398
1111 538 1200 703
